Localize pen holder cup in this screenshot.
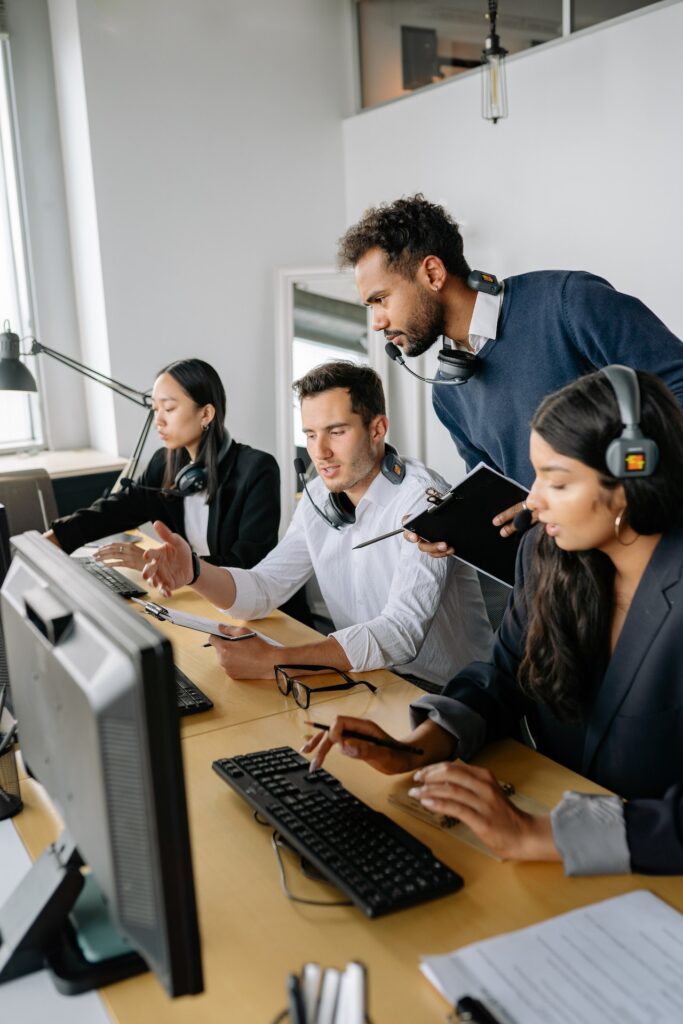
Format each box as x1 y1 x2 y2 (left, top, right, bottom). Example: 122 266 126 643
0 719 22 821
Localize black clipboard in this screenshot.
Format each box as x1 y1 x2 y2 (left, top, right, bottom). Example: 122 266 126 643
403 463 528 587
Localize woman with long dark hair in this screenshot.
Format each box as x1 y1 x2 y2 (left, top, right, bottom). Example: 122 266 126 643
46 358 280 572
304 368 683 874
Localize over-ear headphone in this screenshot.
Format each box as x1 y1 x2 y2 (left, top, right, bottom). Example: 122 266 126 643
172 431 232 495
602 365 659 478
384 270 501 387
121 432 232 497
294 444 406 530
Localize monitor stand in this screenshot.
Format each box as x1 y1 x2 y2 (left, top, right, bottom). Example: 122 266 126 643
0 829 147 995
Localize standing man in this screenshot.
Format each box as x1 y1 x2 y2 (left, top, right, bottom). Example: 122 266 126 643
142 362 492 690
338 194 683 538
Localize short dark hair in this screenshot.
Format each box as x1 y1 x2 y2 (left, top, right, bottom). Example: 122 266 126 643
292 361 385 425
156 358 227 503
337 193 471 280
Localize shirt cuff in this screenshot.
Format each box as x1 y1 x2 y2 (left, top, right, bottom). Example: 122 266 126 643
551 791 631 876
409 695 487 763
220 565 270 618
330 625 386 673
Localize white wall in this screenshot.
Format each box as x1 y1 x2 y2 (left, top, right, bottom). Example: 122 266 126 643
343 0 683 484
43 0 354 462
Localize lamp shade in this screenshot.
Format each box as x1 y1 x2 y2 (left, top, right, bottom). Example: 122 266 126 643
0 325 38 392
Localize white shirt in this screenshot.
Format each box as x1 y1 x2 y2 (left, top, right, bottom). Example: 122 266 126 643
225 459 493 686
183 491 210 556
452 287 503 355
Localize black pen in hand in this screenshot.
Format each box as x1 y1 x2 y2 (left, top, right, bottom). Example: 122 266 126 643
305 721 424 756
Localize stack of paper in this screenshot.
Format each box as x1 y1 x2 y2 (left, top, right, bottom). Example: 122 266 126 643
421 890 683 1024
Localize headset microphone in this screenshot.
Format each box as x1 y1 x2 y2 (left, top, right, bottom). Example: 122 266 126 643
384 341 477 386
512 507 533 533
293 458 346 530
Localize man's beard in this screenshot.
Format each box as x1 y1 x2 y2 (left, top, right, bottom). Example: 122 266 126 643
389 287 445 358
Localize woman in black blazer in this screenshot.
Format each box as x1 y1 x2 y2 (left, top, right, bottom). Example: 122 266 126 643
303 369 683 875
47 358 280 571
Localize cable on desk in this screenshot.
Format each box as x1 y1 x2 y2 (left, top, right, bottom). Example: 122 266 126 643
271 831 353 908
253 810 352 907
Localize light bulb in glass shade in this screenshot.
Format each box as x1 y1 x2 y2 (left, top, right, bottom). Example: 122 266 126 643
482 52 508 124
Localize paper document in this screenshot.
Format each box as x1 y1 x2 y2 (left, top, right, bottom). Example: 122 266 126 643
421 890 683 1024
130 599 283 646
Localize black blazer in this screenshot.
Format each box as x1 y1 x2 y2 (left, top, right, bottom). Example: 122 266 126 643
443 525 683 875
51 442 280 570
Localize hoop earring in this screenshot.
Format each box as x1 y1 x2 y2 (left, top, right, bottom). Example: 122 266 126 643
201 423 209 432
614 508 638 546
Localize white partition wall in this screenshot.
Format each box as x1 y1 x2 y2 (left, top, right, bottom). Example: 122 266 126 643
343 1 683 482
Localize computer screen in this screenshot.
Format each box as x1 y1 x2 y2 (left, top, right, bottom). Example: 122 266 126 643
0 531 203 998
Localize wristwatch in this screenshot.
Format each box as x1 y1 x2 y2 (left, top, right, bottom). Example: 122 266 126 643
188 550 201 586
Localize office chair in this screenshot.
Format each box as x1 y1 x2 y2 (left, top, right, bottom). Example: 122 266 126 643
0 468 59 535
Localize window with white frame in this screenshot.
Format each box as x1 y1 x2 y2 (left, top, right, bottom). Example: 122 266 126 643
0 34 42 452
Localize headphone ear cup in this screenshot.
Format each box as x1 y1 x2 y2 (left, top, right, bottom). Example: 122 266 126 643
380 446 406 485
437 347 477 382
173 462 208 495
325 492 356 527
605 437 659 478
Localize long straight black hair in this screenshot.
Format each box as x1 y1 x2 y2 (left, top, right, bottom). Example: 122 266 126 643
157 359 227 504
519 370 683 721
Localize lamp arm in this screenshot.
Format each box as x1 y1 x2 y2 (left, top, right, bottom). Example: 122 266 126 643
27 340 151 408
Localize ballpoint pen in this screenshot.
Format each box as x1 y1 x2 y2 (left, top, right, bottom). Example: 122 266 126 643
456 995 504 1024
305 721 424 756
286 972 306 1024
352 526 405 550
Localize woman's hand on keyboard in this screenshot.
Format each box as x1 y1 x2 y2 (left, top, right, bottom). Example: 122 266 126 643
94 541 144 571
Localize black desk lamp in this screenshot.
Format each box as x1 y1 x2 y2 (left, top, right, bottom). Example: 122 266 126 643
0 321 153 492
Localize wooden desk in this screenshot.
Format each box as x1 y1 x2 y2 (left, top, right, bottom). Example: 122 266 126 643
123 572 404 736
10 676 683 1024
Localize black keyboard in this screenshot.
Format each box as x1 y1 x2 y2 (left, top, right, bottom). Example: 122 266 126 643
212 746 463 918
175 665 213 716
75 557 147 598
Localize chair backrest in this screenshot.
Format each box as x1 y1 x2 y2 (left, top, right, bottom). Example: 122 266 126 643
0 469 58 535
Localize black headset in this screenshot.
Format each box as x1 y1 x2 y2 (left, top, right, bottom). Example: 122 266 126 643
602 365 659 478
121 432 232 497
384 270 501 386
294 444 406 530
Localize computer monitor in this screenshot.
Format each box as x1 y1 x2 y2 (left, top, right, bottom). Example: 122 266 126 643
0 531 203 997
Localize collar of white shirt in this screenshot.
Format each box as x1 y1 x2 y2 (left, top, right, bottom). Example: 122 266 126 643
354 464 404 513
451 285 504 355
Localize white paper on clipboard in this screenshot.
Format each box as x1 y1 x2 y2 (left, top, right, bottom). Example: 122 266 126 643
130 599 283 646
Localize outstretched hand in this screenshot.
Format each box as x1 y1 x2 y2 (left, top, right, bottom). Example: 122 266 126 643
409 760 559 861
142 521 192 597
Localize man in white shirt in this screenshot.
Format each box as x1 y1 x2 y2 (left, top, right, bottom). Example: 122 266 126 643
143 361 492 687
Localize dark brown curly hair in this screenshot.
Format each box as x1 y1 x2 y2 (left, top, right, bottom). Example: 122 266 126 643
337 194 471 281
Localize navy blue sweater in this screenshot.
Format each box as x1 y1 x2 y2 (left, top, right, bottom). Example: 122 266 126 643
432 271 683 487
